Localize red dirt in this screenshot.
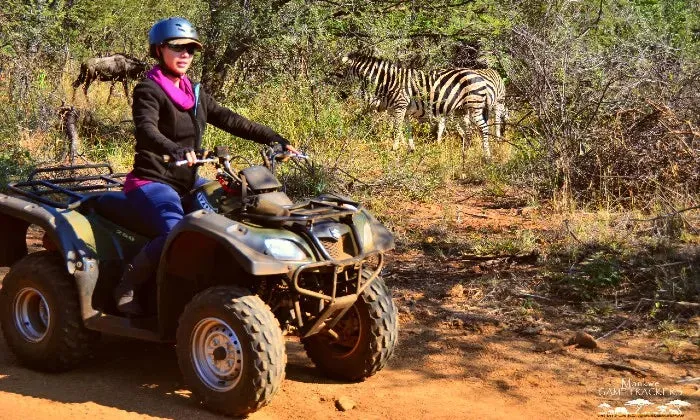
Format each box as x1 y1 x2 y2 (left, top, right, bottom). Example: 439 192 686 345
0 185 697 419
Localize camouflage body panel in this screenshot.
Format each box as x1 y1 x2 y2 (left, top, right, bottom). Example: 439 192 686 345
169 199 393 274
353 208 395 254
184 179 245 215
0 194 95 271
163 209 311 276
83 211 149 262
0 193 112 319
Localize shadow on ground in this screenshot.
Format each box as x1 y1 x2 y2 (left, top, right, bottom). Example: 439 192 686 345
0 332 346 419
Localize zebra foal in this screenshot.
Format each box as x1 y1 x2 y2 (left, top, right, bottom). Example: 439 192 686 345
342 52 434 151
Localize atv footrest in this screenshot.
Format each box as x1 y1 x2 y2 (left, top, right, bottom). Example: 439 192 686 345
84 313 164 342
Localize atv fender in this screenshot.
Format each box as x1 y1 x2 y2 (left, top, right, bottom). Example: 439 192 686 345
356 209 395 253
0 194 102 319
161 210 296 277
157 210 303 338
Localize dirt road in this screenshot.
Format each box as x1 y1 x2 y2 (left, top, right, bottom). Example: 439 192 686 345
0 188 697 419
0 270 696 420
0 329 580 420
0 322 674 420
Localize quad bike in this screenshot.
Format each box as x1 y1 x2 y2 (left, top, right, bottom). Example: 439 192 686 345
0 145 398 416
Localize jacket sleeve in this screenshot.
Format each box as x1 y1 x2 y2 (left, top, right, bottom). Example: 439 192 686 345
201 90 287 145
132 82 181 155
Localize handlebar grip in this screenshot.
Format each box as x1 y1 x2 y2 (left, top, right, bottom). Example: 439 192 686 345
273 151 309 162
161 155 216 166
161 155 189 166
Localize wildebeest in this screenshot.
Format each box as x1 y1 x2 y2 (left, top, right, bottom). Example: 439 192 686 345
72 54 149 103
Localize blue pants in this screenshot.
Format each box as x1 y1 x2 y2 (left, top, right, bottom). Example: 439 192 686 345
125 178 208 264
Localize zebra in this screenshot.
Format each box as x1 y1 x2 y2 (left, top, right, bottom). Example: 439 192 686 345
342 52 506 157
434 68 506 158
403 68 507 157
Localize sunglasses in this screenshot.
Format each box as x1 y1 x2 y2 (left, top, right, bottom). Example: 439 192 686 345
165 43 199 55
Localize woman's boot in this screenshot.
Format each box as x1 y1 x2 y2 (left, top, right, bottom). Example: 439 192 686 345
114 251 154 316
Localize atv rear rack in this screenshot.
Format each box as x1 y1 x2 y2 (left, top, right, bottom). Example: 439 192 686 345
8 163 125 209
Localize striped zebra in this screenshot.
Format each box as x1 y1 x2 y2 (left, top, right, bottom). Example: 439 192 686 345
370 96 474 151
342 53 506 157
403 68 507 157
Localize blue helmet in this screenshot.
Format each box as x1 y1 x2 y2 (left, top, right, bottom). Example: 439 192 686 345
148 17 202 57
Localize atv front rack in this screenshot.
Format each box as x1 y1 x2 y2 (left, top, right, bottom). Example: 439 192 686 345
241 197 361 226
8 163 125 209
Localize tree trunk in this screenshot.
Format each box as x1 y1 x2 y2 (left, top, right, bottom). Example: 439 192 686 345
59 104 80 165
200 43 252 99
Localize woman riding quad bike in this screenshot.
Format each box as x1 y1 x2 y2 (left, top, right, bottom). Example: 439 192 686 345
0 144 399 416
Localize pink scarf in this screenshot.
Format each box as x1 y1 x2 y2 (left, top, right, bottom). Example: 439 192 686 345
147 65 195 111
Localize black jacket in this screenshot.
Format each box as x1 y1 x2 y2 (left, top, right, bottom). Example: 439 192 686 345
131 78 286 194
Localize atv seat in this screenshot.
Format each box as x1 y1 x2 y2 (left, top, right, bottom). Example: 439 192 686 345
92 192 161 238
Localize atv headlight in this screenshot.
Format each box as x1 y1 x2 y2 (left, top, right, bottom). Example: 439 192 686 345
362 222 374 249
264 238 307 261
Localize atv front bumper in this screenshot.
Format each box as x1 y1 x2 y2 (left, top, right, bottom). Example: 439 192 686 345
291 252 384 338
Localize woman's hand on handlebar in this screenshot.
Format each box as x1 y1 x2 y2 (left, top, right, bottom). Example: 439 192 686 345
170 147 199 167
283 143 301 155
271 142 307 162
183 149 198 167
164 149 216 167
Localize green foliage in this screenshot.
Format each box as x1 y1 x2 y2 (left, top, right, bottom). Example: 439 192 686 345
66 0 203 58
0 143 32 191
543 250 625 301
576 251 623 288
496 0 699 206
0 0 696 213
471 229 539 256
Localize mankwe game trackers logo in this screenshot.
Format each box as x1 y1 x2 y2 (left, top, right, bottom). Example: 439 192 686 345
596 377 693 417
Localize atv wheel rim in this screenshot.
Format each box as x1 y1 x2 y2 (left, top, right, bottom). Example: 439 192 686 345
191 317 243 392
327 306 362 356
13 287 50 343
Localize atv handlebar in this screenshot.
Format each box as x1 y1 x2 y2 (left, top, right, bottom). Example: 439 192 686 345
263 144 309 174
162 145 308 168
266 143 309 162
278 151 309 161
172 157 218 167
161 154 218 166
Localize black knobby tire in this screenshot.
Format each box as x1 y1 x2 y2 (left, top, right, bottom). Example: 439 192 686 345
0 251 98 372
176 286 286 417
303 273 398 381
